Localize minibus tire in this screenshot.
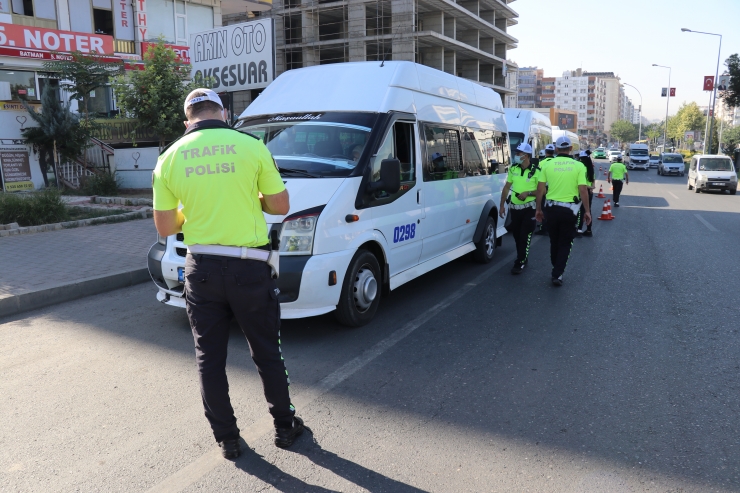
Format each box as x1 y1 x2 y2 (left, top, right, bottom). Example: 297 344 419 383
335 250 382 327
473 216 496 264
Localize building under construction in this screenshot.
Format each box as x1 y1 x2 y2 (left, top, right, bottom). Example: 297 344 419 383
224 0 519 113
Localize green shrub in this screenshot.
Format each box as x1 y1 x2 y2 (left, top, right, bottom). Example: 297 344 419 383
0 189 69 226
79 172 120 196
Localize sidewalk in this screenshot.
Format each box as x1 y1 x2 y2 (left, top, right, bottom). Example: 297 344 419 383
0 219 156 318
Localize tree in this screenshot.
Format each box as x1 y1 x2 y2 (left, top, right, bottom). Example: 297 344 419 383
113 38 201 150
719 54 740 109
43 51 124 126
610 119 638 143
22 84 88 188
721 125 740 157
645 124 662 148
665 102 706 148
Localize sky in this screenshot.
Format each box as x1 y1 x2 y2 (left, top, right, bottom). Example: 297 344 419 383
507 0 740 121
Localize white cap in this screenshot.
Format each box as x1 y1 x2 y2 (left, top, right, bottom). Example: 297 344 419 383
515 143 533 154
555 136 572 148
538 150 546 157
545 144 556 151
184 88 224 113
579 150 589 157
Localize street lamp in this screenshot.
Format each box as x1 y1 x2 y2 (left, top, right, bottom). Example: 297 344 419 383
623 82 642 142
652 64 671 152
682 28 722 154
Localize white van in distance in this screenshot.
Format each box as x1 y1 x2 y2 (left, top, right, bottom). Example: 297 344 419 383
148 61 511 326
551 126 580 157
627 143 650 170
504 109 553 159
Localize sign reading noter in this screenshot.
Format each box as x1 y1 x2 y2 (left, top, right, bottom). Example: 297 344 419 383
190 19 275 93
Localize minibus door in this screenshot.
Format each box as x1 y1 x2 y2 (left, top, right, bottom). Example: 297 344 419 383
368 121 423 276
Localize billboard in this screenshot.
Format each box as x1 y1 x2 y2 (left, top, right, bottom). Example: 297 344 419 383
0 22 114 54
556 112 576 130
718 75 730 91
190 19 275 93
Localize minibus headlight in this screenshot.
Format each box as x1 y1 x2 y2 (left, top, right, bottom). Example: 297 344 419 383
157 234 167 246
280 213 319 255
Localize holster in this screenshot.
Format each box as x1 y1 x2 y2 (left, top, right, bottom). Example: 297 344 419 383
268 230 280 279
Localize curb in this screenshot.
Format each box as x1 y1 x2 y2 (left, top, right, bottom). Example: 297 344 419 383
0 210 153 237
0 268 150 319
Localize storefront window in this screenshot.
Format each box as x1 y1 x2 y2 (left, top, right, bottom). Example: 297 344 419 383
87 86 116 117
38 78 61 101
0 70 38 101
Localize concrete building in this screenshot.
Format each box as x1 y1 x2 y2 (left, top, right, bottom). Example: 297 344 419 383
234 0 520 115
540 76 555 108
553 70 606 143
516 66 542 108
583 71 621 140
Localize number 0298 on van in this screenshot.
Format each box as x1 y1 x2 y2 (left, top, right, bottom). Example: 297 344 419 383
148 61 512 326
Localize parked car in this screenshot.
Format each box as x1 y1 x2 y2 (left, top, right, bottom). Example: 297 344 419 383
608 150 622 163
593 147 606 159
687 154 737 194
648 155 661 168
658 153 685 176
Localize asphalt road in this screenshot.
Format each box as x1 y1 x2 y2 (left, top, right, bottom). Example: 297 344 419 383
3 161 740 492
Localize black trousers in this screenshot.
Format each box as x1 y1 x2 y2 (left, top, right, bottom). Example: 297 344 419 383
612 180 624 203
577 190 594 232
184 254 295 442
507 206 536 263
544 205 579 278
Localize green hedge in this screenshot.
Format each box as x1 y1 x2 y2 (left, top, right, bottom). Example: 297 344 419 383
0 189 69 226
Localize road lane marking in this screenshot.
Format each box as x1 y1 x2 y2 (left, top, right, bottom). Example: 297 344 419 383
694 214 719 232
668 191 679 199
145 240 537 493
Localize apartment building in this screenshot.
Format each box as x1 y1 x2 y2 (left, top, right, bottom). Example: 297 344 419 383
236 0 520 113
516 66 542 108
553 70 606 141
583 71 621 139
540 76 555 108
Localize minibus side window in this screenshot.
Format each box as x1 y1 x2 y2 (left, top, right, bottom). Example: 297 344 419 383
368 121 416 203
423 125 463 181
463 128 496 176
492 134 510 174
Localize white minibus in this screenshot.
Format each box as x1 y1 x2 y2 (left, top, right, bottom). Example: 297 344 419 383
551 126 581 157
504 109 553 159
148 61 511 326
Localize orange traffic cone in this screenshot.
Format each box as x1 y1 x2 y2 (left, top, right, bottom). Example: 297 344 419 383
597 185 606 198
605 200 615 219
597 200 614 221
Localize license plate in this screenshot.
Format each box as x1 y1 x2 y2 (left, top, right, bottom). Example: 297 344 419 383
712 182 724 186
177 267 185 283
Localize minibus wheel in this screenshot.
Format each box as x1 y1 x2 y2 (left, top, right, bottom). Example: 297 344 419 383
473 216 496 264
335 250 382 327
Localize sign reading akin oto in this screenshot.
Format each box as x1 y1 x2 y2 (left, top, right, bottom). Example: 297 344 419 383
190 19 274 93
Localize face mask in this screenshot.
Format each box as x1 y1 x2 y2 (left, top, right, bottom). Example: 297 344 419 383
513 155 523 165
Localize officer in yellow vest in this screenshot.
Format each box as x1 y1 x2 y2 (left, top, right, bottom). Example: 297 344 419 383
152 88 304 459
500 143 539 274
534 144 556 236
607 155 629 207
535 136 591 286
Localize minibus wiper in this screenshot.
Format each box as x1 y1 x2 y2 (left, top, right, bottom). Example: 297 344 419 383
278 167 319 178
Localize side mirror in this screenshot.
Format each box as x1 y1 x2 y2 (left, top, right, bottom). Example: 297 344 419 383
367 158 401 194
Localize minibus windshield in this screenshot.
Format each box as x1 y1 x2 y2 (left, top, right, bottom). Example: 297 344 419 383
631 149 648 156
699 158 734 171
237 113 379 178
508 132 525 156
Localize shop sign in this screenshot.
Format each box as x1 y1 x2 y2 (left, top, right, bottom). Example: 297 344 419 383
0 147 34 192
114 0 135 41
142 42 190 64
0 102 40 111
0 22 114 55
0 46 143 69
190 19 274 92
91 118 159 144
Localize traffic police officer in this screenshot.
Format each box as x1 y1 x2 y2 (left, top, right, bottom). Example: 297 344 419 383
535 136 591 286
500 143 540 274
152 88 304 460
534 144 556 236
607 155 629 207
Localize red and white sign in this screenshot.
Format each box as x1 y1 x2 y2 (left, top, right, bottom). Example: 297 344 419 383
670 88 676 97
142 42 190 64
134 0 147 42
114 0 135 41
703 76 714 91
0 46 143 70
0 23 114 54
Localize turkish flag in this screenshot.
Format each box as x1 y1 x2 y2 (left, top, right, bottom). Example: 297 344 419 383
703 76 714 91
670 88 676 97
